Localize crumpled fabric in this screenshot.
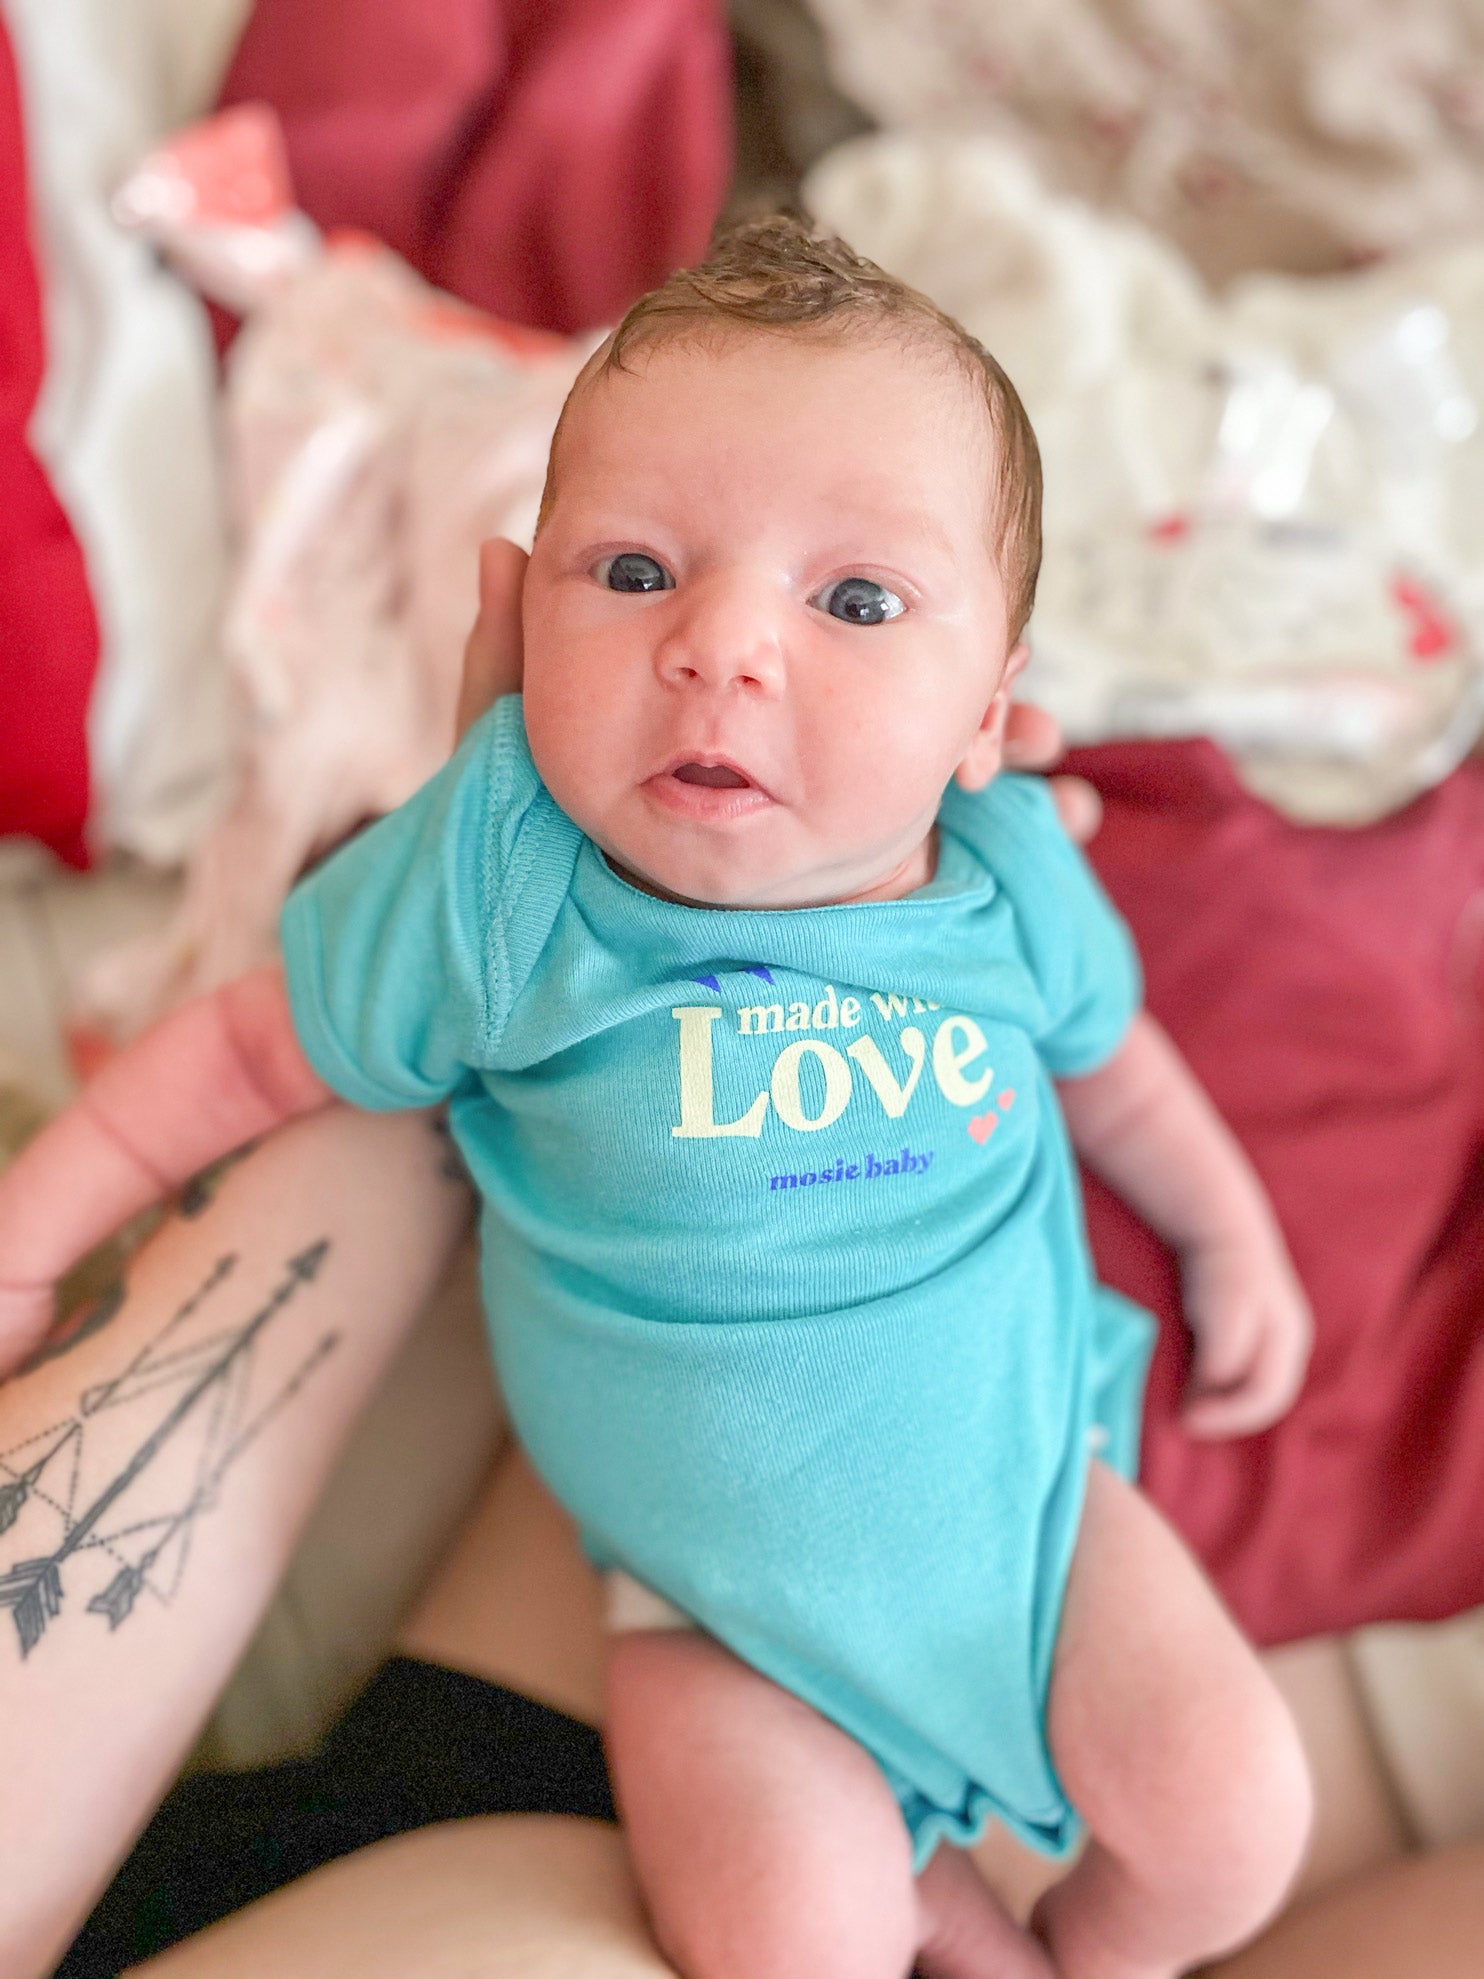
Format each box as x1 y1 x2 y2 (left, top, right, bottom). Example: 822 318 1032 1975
1 0 730 870
0 11 97 868
72 232 586 1042
808 0 1484 287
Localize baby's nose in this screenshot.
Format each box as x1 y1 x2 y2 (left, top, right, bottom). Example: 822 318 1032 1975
655 575 785 695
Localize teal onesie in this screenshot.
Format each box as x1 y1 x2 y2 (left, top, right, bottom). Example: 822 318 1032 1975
280 695 1155 1865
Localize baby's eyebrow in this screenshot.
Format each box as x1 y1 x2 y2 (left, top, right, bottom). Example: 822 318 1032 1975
820 504 959 570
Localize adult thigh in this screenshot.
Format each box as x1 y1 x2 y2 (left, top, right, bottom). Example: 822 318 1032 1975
131 1817 669 1978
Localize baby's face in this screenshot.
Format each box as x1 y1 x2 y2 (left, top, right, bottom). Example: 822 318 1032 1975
521 331 1023 909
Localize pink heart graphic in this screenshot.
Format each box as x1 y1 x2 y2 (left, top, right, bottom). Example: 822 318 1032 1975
997 1089 1016 1111
968 1112 997 1145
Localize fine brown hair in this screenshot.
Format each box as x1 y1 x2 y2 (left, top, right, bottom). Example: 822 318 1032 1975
538 213 1043 640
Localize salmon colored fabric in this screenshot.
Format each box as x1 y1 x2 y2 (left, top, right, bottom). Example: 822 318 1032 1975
1072 738 1484 1645
218 0 733 334
0 17 99 869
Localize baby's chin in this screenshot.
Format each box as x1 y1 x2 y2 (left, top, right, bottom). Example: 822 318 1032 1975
602 848 805 912
600 833 925 913
567 801 788 910
589 826 813 910
575 792 937 911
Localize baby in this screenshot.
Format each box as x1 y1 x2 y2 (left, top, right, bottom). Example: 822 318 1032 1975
0 219 1313 1979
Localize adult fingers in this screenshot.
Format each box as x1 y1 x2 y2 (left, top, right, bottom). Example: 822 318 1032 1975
1001 703 1100 844
1002 700 1063 770
454 538 528 743
1047 774 1102 846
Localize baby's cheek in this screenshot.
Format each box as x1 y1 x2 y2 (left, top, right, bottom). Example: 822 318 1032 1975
830 723 952 829
524 666 606 786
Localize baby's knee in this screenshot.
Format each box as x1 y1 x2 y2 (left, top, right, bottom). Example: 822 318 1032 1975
1138 1656 1313 1929
651 1865 917 1979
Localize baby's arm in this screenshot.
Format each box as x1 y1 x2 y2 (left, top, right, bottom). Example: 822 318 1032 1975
0 966 330 1372
1058 1011 1311 1437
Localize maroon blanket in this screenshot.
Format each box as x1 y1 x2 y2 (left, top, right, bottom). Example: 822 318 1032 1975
219 0 732 334
1076 738 1484 1644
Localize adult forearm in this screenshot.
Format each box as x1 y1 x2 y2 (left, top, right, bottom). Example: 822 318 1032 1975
1058 1012 1275 1253
0 1103 472 1979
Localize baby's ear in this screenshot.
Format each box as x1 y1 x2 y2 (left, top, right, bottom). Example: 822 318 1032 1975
954 643 1030 792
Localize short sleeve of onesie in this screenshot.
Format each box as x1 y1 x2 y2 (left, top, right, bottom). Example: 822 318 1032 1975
279 698 565 1109
945 772 1142 1078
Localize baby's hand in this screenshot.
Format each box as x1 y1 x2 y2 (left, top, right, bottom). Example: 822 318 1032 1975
1180 1228 1312 1439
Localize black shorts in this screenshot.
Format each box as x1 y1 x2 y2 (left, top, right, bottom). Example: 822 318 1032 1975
59 1657 616 1978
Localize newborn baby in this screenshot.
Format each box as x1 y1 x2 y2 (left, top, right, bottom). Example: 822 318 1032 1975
0 219 1313 1979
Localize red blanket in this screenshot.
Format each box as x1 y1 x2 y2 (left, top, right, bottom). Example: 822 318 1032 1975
219 0 732 334
0 19 99 869
1077 738 1484 1644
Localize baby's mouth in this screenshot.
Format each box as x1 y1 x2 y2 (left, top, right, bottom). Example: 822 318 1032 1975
648 753 775 816
672 762 752 790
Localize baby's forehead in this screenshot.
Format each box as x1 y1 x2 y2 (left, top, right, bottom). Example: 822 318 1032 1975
555 324 995 491
539 296 1037 636
538 338 1005 604
592 318 979 408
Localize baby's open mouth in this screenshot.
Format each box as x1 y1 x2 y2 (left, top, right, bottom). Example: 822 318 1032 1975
650 754 773 813
672 762 751 790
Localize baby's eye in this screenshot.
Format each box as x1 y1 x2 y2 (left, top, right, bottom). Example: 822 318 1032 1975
812 577 905 626
596 552 674 594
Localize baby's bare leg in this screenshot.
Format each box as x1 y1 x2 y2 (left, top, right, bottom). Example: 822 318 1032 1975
606 1630 919 1979
1035 1464 1313 1979
606 1630 1055 1979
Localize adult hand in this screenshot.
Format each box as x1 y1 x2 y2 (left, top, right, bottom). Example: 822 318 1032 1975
1003 705 1101 846
453 538 528 743
454 537 1100 846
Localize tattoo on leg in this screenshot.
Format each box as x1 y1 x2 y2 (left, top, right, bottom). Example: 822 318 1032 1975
0 1243 338 1660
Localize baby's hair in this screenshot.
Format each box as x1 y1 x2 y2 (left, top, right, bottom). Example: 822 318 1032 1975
539 212 1043 641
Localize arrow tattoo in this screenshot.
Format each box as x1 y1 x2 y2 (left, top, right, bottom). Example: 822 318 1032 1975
86 1327 340 1632
0 1427 79 1538
0 1243 329 1658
